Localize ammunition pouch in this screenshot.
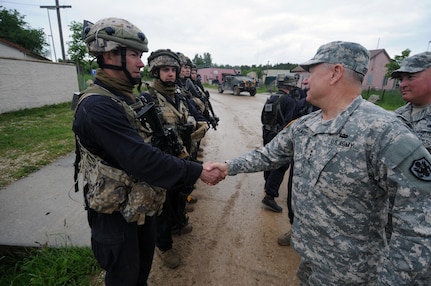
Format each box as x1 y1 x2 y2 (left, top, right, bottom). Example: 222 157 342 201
79 141 166 225
191 121 209 141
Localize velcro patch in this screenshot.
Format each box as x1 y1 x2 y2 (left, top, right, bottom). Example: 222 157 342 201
410 157 431 181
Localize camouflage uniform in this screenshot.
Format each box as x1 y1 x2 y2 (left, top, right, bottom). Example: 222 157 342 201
226 42 431 285
395 103 431 153
392 52 431 153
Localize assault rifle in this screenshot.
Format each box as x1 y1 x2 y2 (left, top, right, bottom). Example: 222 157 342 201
136 94 184 157
185 79 220 130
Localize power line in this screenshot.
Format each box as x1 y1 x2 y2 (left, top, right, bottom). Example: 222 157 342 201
40 0 71 61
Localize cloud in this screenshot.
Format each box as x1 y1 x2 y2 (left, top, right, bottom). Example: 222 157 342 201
2 0 430 65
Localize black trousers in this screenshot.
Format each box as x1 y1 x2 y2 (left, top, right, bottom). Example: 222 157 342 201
263 128 290 198
156 187 189 251
87 209 156 286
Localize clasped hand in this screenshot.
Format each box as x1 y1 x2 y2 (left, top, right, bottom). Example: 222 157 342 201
199 161 228 185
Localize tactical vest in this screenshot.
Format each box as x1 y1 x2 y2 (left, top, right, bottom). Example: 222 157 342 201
145 85 196 142
74 84 166 225
261 93 286 132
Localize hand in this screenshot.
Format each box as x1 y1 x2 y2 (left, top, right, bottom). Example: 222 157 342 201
200 161 228 185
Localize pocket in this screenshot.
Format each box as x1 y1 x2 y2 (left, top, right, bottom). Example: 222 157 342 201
91 231 124 271
120 182 166 223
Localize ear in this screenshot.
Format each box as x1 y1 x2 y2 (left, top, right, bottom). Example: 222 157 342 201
329 64 344 84
103 51 116 64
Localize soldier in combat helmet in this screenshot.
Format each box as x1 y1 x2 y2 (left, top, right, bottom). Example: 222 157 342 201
73 18 222 285
142 49 206 269
260 74 301 213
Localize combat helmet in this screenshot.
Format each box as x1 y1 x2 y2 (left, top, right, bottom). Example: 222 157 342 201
147 49 181 75
277 73 299 88
176 52 193 67
83 18 148 55
82 17 148 85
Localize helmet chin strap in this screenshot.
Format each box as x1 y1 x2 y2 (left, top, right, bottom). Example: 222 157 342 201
99 48 141 85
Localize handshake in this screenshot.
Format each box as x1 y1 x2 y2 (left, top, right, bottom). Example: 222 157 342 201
199 162 228 185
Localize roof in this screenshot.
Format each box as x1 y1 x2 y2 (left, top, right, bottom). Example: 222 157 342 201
0 38 51 61
369 49 390 60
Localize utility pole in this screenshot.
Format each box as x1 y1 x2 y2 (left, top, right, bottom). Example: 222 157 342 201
40 0 71 61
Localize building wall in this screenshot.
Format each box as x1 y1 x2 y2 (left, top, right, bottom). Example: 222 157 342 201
362 52 396 90
0 57 79 114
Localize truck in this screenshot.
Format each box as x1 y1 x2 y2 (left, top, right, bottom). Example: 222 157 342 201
218 73 257 96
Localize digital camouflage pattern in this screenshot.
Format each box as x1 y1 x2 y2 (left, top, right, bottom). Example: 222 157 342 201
300 41 370 75
147 49 181 73
227 96 431 285
277 73 300 88
391 52 431 78
83 17 148 55
80 144 166 224
395 103 431 153
120 181 166 225
79 144 131 214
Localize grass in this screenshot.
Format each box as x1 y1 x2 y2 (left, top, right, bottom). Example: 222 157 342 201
0 247 102 286
0 102 76 188
362 88 405 111
0 103 104 285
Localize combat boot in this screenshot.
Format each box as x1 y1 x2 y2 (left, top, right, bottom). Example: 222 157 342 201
156 248 180 269
262 194 282 213
277 230 291 246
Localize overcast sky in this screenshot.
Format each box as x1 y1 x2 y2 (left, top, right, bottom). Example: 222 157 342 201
2 0 430 66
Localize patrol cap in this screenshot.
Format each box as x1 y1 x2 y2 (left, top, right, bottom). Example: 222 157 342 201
391 52 431 78
300 41 370 76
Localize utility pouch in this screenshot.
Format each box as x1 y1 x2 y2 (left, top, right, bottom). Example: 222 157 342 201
78 140 166 224
120 182 166 225
85 156 131 214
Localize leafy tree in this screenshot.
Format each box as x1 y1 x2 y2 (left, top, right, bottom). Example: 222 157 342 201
385 49 411 78
0 7 47 56
67 21 87 69
202 52 212 66
192 52 212 67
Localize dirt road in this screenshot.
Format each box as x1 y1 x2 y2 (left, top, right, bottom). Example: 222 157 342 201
148 88 301 285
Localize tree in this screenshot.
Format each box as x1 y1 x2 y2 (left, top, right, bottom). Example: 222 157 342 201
192 52 212 67
385 49 411 78
67 21 88 70
0 7 47 56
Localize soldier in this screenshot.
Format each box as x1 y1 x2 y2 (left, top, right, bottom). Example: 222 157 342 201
143 49 206 269
260 74 300 213
176 52 209 163
207 41 431 285
391 51 431 153
190 65 220 130
73 18 221 285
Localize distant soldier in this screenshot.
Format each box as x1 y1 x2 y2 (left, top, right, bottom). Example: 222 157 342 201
260 74 301 213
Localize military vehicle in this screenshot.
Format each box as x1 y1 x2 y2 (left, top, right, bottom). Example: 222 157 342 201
218 73 257 96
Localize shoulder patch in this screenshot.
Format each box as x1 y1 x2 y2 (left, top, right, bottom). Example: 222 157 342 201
410 157 431 181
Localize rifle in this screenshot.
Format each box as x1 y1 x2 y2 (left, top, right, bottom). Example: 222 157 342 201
136 94 184 157
185 79 219 130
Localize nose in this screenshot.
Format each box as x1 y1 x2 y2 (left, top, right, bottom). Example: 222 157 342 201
398 78 407 89
137 58 145 68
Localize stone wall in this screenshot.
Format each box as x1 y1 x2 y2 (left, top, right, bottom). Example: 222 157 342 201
0 57 79 114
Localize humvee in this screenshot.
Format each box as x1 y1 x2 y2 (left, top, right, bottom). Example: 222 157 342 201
218 73 257 96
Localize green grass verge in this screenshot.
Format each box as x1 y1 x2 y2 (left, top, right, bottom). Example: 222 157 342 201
0 102 76 188
0 247 101 286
